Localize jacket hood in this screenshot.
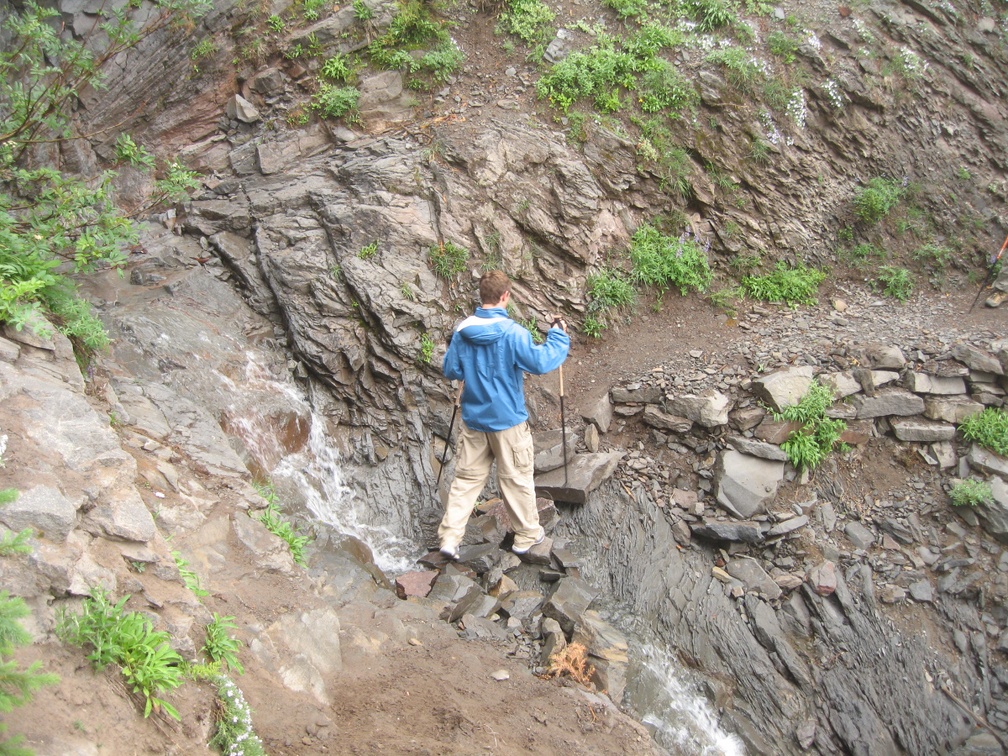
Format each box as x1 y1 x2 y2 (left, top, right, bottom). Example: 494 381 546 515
456 307 510 346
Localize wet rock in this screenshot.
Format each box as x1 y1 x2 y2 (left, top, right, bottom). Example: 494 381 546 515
395 570 438 599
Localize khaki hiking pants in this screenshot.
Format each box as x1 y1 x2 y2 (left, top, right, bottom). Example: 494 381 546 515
439 420 541 552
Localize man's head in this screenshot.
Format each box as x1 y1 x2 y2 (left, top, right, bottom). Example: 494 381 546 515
479 270 511 307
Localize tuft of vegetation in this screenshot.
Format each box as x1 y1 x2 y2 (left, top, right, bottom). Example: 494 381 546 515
203 614 244 675
583 268 636 336
774 381 847 472
429 240 470 279
0 527 33 557
853 177 904 224
252 482 312 567
419 332 435 364
544 641 595 686
0 591 59 752
497 0 556 46
311 84 360 121
172 550 209 597
959 408 1008 457
741 261 825 307
876 265 913 302
629 225 713 295
358 241 379 260
949 478 994 508
57 589 184 720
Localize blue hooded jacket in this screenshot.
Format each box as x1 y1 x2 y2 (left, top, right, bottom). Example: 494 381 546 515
443 306 570 432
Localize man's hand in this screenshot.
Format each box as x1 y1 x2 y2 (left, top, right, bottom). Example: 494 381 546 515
547 314 568 333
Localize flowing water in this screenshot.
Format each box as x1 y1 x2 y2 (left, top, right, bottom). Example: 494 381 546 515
216 353 421 575
625 643 746 755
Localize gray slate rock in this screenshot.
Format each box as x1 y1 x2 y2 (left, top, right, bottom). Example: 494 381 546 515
751 366 814 413
691 519 764 543
715 449 784 519
535 451 624 504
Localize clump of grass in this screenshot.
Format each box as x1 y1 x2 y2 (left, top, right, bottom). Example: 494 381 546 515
949 478 994 508
583 267 636 337
853 177 904 224
741 261 825 307
876 265 913 302
311 84 360 121
959 407 1008 457
57 589 184 720
774 381 847 471
629 225 712 295
419 332 436 363
429 240 469 279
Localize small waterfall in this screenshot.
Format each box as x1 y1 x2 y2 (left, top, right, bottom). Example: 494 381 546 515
271 419 420 575
625 643 746 756
216 352 420 576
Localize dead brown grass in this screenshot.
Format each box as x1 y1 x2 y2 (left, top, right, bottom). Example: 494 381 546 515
544 642 595 687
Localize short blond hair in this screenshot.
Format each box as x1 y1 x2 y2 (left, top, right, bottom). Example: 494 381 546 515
479 270 511 305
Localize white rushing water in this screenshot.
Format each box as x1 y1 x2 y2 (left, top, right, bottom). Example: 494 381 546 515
271 418 420 575
625 644 746 756
217 352 420 576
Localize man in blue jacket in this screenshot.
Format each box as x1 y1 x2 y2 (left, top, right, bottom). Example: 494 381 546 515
439 270 570 560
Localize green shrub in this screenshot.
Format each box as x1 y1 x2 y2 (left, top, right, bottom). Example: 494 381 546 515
767 30 800 63
0 591 58 752
311 84 360 120
358 240 379 259
587 268 636 311
629 225 712 295
353 0 375 21
959 408 1008 457
912 242 952 270
172 550 209 597
741 261 825 307
602 0 650 20
949 478 994 508
498 0 556 45
57 589 183 719
688 0 736 32
429 240 469 278
705 46 765 92
774 381 847 471
582 314 605 338
877 265 913 302
321 54 351 82
536 36 637 113
417 42 464 84
853 177 904 224
637 60 698 114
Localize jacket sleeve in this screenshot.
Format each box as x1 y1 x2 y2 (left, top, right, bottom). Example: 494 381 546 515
442 330 464 380
513 325 569 375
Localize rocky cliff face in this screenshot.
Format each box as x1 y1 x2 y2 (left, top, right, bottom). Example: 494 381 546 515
6 0 1008 752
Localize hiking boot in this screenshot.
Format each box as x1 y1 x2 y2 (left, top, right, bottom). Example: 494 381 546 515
439 544 460 561
985 290 1008 308
512 528 545 555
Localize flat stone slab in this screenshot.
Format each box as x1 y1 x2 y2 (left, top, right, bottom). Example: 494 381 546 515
535 451 624 504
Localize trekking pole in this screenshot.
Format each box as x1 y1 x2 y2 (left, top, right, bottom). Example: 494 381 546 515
559 364 568 486
437 381 463 487
968 231 1008 312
